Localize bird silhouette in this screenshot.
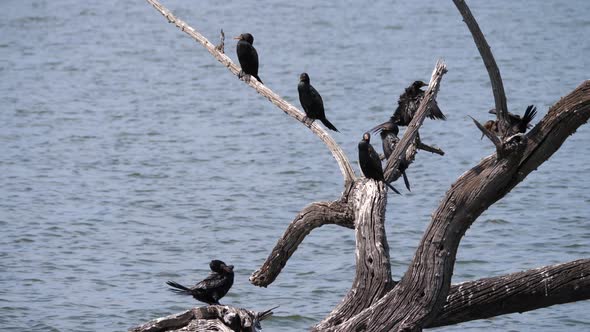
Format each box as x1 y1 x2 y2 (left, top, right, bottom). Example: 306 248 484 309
166 260 234 305
487 105 537 137
369 121 411 191
234 33 262 84
392 80 445 126
298 73 339 132
358 132 401 194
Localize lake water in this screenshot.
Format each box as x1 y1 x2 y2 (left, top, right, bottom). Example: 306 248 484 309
1 0 589 331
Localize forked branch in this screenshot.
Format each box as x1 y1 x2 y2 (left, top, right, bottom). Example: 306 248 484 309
145 0 355 185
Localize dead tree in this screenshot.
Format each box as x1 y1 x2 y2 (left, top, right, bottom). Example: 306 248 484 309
133 0 590 331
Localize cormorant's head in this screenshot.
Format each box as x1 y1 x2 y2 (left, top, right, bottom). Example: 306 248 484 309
234 33 254 45
382 121 399 136
209 260 226 272
362 132 371 143
210 260 234 274
223 264 234 273
299 72 310 83
413 80 428 89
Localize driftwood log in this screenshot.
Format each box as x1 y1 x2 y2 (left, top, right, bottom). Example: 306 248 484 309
129 305 275 332
137 0 590 331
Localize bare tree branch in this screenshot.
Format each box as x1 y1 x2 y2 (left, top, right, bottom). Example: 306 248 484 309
384 60 448 182
453 0 509 128
249 200 353 287
429 259 590 328
145 0 356 185
416 140 445 156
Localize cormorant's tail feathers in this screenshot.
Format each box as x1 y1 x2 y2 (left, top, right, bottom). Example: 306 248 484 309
385 182 401 195
166 281 191 294
320 118 339 132
369 120 389 134
522 105 537 129
253 75 263 84
402 170 411 192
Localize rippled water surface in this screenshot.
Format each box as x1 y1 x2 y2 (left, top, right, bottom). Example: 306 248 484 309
1 1 589 331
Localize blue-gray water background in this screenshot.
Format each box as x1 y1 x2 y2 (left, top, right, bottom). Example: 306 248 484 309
1 1 589 331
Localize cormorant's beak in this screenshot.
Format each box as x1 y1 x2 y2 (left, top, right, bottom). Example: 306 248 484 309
233 36 241 40
223 265 234 273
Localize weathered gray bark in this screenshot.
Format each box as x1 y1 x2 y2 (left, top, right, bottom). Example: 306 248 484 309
429 259 590 328
129 305 275 332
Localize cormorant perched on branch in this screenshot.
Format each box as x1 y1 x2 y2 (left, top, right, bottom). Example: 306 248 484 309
392 80 446 126
234 33 262 84
488 105 537 137
369 121 411 191
358 132 401 194
166 260 234 305
298 73 339 132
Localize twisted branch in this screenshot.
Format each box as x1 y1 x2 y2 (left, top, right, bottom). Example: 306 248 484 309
249 200 354 287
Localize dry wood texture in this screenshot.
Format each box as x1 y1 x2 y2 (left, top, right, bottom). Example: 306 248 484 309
430 259 590 328
129 305 275 332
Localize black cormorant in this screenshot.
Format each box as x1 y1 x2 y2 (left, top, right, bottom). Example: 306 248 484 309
166 260 234 305
358 132 401 194
488 105 537 137
298 73 339 132
234 33 262 84
369 121 411 191
392 80 445 126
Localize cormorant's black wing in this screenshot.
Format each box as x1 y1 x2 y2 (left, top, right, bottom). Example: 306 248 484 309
193 272 225 291
236 41 260 82
392 96 415 126
309 85 324 110
427 99 446 121
367 144 384 175
382 133 399 160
